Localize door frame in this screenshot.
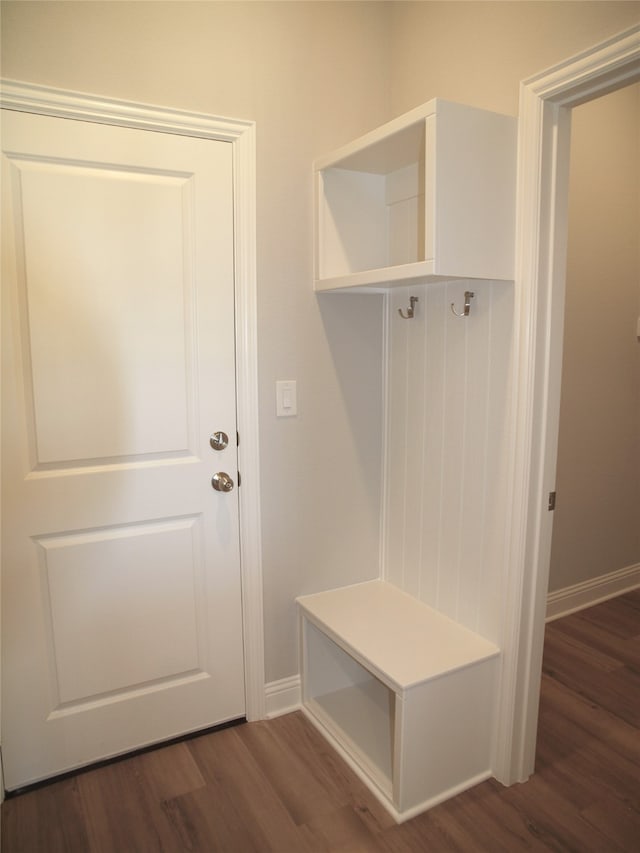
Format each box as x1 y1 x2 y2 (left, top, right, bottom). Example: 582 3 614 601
495 25 640 784
0 79 266 721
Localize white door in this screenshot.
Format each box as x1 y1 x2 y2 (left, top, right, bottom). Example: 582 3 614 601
1 109 245 789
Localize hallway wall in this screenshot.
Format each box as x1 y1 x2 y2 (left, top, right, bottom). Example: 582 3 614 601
2 1 639 684
1 0 391 683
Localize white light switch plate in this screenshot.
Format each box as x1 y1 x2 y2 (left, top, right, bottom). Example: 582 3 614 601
276 380 297 417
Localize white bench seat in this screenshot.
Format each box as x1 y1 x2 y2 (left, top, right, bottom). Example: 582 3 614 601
297 579 500 822
297 579 499 691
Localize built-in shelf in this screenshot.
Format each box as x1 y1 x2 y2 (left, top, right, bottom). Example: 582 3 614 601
314 99 517 292
297 580 500 822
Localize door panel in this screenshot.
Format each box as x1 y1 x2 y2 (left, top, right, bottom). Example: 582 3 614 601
1 110 245 789
19 159 193 464
39 517 203 703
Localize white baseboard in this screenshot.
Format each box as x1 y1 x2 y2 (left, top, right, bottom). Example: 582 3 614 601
264 675 301 719
546 562 640 622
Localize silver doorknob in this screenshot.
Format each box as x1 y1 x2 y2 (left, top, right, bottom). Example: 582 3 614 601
211 472 234 492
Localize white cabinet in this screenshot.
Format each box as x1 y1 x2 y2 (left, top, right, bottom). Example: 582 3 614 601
297 581 500 822
314 99 517 291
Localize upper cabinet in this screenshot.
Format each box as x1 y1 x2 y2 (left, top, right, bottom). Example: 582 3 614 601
314 99 517 292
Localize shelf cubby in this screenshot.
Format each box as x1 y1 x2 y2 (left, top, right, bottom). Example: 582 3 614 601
314 99 517 292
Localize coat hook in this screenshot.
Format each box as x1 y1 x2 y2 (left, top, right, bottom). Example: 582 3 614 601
398 296 419 320
451 290 475 318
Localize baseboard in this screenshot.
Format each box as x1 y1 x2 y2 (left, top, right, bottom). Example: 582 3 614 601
264 675 301 719
546 562 640 622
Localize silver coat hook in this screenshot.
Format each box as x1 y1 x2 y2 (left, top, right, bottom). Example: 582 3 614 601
451 290 475 318
398 296 419 320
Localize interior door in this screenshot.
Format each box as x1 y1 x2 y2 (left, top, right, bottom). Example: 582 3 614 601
1 109 245 789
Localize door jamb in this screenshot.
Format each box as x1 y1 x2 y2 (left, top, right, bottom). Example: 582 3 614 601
0 79 266 721
494 25 640 784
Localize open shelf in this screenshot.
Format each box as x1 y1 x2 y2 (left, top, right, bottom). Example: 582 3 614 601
314 99 517 292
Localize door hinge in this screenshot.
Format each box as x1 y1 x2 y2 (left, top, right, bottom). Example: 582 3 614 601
548 491 557 511
236 431 240 446
237 471 241 487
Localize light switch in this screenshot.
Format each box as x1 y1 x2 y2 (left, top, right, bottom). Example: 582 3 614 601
276 380 297 417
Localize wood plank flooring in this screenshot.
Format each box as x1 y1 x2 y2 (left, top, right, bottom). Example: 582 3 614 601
3 589 639 851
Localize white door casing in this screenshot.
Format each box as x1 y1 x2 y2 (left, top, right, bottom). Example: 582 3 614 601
0 82 264 789
495 25 640 785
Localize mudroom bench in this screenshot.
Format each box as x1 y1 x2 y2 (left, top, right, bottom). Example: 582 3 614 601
296 580 500 823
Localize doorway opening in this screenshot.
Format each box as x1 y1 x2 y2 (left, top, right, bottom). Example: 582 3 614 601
548 84 640 614
494 25 640 786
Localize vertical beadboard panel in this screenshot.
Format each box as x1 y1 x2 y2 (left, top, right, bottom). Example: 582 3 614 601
477 282 513 643
401 288 428 598
419 282 446 606
385 287 411 589
438 281 467 618
456 283 492 632
383 279 512 641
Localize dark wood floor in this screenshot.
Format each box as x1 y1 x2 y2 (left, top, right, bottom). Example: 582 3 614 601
3 588 640 851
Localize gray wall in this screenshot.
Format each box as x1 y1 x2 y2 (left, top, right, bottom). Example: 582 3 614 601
3 1 639 685
549 84 640 592
1 0 391 684
387 2 640 117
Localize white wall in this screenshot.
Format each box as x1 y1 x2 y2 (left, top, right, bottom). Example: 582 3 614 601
388 1 640 118
548 83 640 592
0 0 391 684
2 1 639 690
